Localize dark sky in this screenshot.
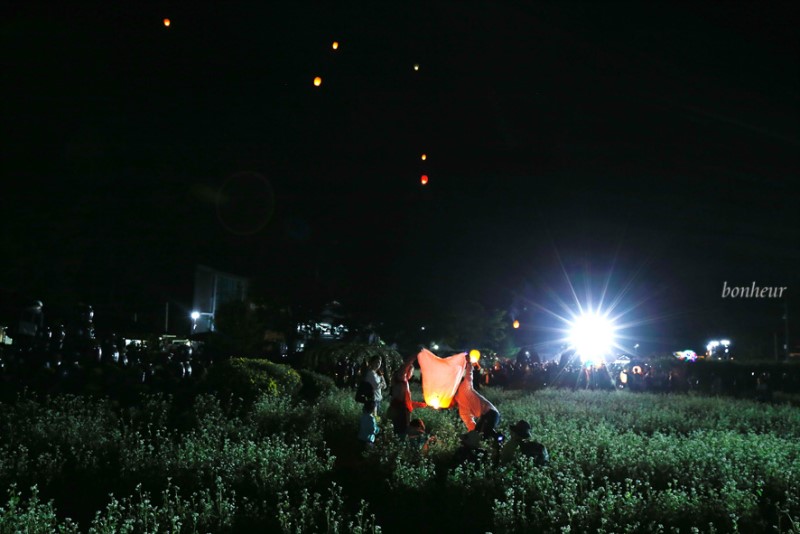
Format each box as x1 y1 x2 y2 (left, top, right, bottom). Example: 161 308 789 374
2 2 798 351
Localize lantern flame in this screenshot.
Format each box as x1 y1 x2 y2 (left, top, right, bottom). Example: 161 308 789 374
421 153 427 161
163 18 171 27
420 174 428 185
332 41 339 50
313 76 322 87
513 320 520 329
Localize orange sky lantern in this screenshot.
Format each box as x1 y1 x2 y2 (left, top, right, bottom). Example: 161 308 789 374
313 76 322 87
413 63 420 71
417 349 466 409
421 153 427 161
469 349 481 363
163 18 171 27
420 174 428 185
332 41 339 50
513 320 520 329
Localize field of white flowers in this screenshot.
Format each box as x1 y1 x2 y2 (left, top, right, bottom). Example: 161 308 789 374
1 383 798 533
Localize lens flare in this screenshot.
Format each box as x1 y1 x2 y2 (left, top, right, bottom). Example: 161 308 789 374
569 312 616 363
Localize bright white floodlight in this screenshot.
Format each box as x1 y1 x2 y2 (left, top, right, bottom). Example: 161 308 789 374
569 312 616 363
190 311 201 320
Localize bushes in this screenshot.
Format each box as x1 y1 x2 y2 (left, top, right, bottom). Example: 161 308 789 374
296 369 337 401
203 358 301 404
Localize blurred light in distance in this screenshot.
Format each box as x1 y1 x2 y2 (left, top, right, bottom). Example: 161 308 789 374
313 76 322 86
569 312 616 363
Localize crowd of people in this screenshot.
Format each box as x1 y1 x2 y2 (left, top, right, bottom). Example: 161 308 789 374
451 354 799 399
0 302 206 389
354 351 549 468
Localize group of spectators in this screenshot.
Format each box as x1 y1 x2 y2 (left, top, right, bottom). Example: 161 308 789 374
1 304 204 388
355 352 549 467
462 355 799 399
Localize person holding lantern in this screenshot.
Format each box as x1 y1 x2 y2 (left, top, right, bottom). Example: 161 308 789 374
387 356 427 436
453 358 501 438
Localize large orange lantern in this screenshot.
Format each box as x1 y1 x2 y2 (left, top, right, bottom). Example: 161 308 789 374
313 76 322 87
332 41 339 50
417 349 466 409
469 349 481 363
163 18 171 27
512 320 520 329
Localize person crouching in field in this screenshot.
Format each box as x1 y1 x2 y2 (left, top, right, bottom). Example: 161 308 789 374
453 358 501 439
407 418 434 453
500 419 550 467
452 430 487 467
358 400 380 450
387 357 427 436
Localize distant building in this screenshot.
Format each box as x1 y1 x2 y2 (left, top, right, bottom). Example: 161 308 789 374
293 300 349 352
191 265 249 333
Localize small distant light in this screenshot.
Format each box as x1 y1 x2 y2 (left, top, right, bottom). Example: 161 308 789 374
313 76 322 87
413 63 420 71
421 153 427 161
332 41 339 50
513 320 520 329
420 174 428 185
163 18 171 27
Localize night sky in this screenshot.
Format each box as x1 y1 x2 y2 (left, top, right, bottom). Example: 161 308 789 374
2 2 798 353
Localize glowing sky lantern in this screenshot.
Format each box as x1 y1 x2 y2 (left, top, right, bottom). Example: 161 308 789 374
469 349 481 363
413 63 420 71
332 41 339 50
163 18 171 27
313 76 322 87
421 153 427 161
513 320 520 329
420 174 428 185
417 349 466 409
